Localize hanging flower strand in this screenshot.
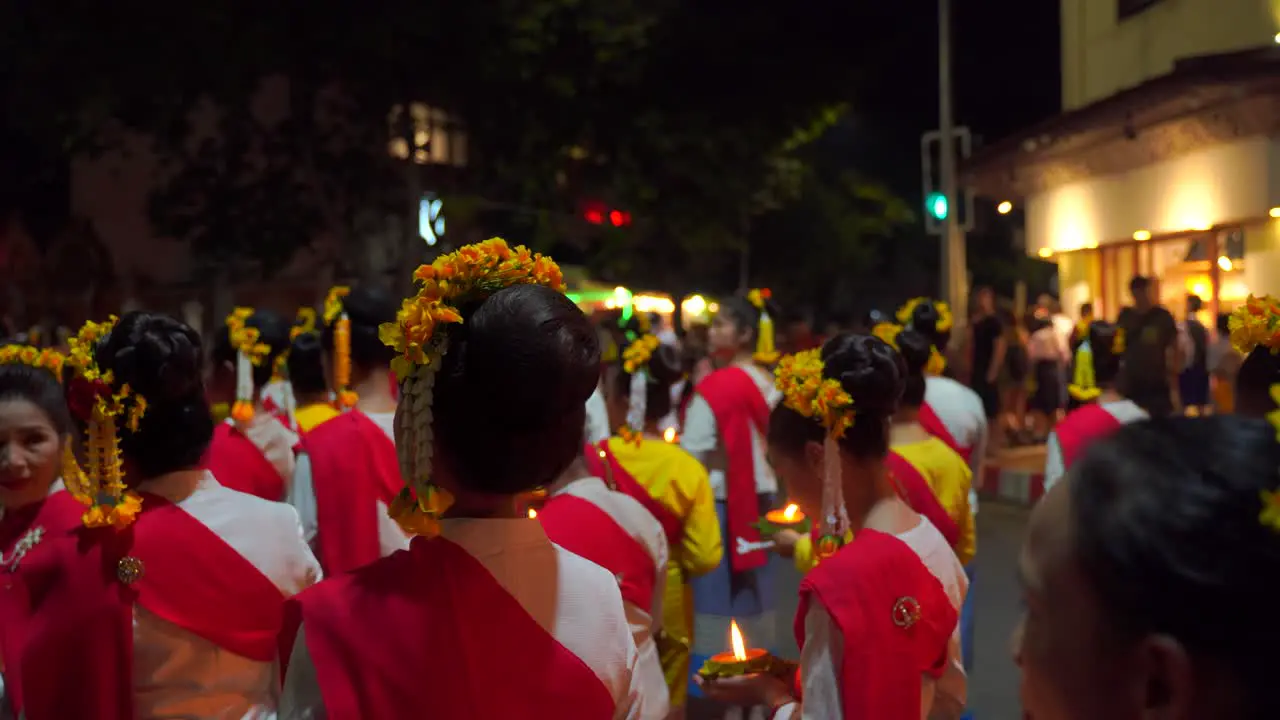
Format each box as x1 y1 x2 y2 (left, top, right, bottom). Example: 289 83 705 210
64 317 147 529
379 238 567 537
323 287 357 409
224 307 272 425
619 334 662 445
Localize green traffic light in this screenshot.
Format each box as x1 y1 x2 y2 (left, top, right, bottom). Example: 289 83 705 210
926 192 949 220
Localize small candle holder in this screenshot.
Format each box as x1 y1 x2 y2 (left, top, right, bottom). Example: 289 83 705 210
757 503 811 536
697 619 797 682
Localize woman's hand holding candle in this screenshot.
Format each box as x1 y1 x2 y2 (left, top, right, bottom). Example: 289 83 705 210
770 529 800 558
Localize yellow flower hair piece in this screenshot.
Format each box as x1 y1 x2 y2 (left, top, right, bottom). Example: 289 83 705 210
896 297 953 334
224 307 271 424
63 317 146 529
775 349 855 440
0 345 65 379
379 238 566 536
774 349 854 563
925 346 947 376
872 322 902 349
745 288 778 365
322 287 358 410
1228 294 1280 356
619 334 662 446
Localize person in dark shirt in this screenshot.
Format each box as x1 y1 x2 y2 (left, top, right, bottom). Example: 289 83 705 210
1116 276 1180 417
967 286 1005 422
1179 294 1210 415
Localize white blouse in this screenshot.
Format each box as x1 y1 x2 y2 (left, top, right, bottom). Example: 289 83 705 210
135 470 321 719
680 364 780 500
281 518 648 720
551 475 671 720
1043 399 1148 493
237 415 299 500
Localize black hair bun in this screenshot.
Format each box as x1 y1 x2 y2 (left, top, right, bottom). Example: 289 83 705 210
99 312 204 404
820 333 903 419
342 285 397 331
647 343 683 386
895 329 933 376
909 301 941 336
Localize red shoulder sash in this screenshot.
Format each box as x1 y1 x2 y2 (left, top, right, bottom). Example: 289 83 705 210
695 366 770 572
795 530 956 720
584 441 683 546
1056 403 1124 470
302 411 402 574
539 492 656 612
282 537 617 719
0 491 85 715
918 403 970 463
884 451 960 548
203 422 285 501
18 492 287 720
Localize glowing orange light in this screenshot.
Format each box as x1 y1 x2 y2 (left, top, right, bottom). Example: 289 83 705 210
663 427 677 443
730 619 747 661
527 508 538 519
782 504 799 521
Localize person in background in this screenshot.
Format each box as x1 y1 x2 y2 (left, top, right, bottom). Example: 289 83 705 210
1044 321 1147 492
784 313 820 353
287 329 338 433
1015 415 1280 720
1025 314 1068 442
592 334 723 717
679 289 783 717
1209 312 1241 414
1116 275 1180 416
998 308 1031 444
1070 302 1094 352
966 287 1005 451
1178 294 1211 416
674 323 713 431
1229 295 1280 420
203 307 297 501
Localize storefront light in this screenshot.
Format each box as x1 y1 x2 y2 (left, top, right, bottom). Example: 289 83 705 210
1133 230 1152 241
1038 248 1053 258
1217 255 1233 272
997 201 1013 215
1270 207 1280 219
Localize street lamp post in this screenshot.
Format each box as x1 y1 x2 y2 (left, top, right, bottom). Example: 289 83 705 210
937 0 969 328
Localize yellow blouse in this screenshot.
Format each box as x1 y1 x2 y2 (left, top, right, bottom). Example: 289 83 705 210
295 402 340 434
891 436 976 565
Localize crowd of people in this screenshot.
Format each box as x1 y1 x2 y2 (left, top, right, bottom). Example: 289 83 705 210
0 238 1276 719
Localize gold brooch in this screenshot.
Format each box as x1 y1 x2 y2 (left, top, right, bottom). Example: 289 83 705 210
117 556 145 585
892 596 921 629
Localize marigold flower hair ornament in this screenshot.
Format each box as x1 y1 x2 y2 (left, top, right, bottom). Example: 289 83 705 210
323 287 357 409
619 334 662 445
63 317 147 529
774 349 854 563
379 238 567 537
0 345 65 378
223 307 272 425
746 288 778 365
896 296 954 334
872 321 946 376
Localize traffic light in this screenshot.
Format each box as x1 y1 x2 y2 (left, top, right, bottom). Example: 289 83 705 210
582 200 631 227
926 192 949 221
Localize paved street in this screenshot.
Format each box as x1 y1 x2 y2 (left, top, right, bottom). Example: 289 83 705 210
690 500 1031 718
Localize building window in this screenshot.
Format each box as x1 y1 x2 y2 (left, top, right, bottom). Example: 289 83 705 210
1118 0 1163 20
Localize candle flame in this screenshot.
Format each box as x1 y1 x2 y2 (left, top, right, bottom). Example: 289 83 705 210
527 508 538 519
663 427 677 443
783 503 799 521
730 619 747 661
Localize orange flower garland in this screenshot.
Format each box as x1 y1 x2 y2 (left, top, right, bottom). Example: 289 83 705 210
322 287 357 409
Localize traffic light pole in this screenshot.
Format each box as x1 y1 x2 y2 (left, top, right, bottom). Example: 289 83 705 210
937 0 969 332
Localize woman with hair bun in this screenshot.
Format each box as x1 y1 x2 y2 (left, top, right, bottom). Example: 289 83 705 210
701 334 964 718
285 327 337 434
1043 320 1147 493
287 284 407 576
583 333 722 713
679 289 785 705
0 347 85 719
281 239 646 718
1017 414 1280 719
204 307 299 501
17 312 320 720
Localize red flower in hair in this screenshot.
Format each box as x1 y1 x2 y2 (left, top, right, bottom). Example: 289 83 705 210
67 377 111 422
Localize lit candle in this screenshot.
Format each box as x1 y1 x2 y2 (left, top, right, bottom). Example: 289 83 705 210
663 427 678 443
759 503 811 535
527 508 538 519
697 619 773 679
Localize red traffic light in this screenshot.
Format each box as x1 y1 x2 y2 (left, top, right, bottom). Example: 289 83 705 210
584 208 604 224
608 210 632 226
